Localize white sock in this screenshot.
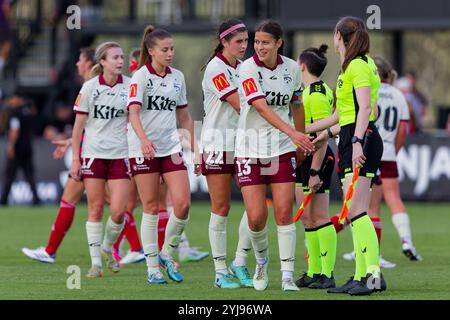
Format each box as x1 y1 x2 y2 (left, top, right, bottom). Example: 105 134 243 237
162 213 189 257
167 206 190 254
277 224 296 277
233 211 251 267
282 271 294 281
209 213 228 273
86 221 103 267
248 225 268 265
392 212 413 245
102 217 124 252
141 213 159 273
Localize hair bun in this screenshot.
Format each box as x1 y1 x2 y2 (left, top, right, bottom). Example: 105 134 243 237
319 44 328 54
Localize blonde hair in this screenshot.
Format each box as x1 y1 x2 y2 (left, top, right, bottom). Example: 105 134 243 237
89 41 122 79
374 56 397 84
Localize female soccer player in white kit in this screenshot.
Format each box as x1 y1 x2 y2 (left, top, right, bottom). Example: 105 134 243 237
201 19 255 289
127 26 197 284
235 20 314 291
71 42 131 278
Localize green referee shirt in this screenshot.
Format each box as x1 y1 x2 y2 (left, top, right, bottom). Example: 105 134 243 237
335 54 380 127
303 80 333 126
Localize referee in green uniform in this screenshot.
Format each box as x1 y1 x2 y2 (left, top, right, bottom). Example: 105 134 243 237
293 44 337 290
306 16 386 296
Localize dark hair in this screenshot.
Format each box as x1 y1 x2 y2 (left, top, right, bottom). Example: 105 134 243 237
374 56 397 84
130 48 140 61
335 16 370 72
299 44 328 77
139 25 172 67
202 19 247 71
80 47 95 64
255 20 284 54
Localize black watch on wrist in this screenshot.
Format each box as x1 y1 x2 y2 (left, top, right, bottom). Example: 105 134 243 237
351 136 364 145
309 168 320 177
327 127 333 138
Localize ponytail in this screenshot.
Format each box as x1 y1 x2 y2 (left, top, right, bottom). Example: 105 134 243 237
299 44 328 77
139 25 172 68
139 25 155 67
335 17 370 72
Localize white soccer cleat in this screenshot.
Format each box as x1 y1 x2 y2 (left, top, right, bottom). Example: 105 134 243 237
86 265 104 278
120 250 145 264
379 255 396 269
342 251 356 261
22 247 55 263
253 260 269 291
282 278 300 292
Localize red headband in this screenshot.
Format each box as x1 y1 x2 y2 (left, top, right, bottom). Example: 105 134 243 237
219 23 246 39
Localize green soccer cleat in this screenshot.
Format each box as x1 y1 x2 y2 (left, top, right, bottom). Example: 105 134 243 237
214 273 240 289
228 263 253 287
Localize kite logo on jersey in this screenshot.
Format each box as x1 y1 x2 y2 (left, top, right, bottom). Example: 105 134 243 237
74 93 81 107
129 83 138 98
242 78 258 96
213 73 230 92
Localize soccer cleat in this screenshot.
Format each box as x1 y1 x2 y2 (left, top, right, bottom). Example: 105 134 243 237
282 278 300 292
342 251 356 261
295 272 320 288
102 250 121 273
402 243 423 261
147 270 167 284
159 254 183 282
379 255 396 268
348 273 387 296
228 264 253 287
308 274 336 289
120 250 145 264
179 247 209 263
214 273 240 289
327 276 360 294
253 260 269 291
22 247 56 264
111 246 122 264
86 265 104 278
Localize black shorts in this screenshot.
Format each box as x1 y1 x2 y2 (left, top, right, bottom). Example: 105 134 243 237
338 122 383 181
296 146 335 194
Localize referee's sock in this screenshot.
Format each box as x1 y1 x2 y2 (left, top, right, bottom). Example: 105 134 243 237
351 213 381 278
317 222 337 278
304 227 321 277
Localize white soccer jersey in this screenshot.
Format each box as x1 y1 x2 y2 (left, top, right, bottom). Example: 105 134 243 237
73 74 130 159
375 82 410 161
201 52 241 152
235 54 302 158
127 63 187 158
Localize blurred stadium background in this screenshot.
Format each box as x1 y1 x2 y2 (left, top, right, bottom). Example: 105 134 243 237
1 0 449 205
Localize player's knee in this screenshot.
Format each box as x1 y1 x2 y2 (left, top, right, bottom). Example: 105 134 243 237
88 203 104 220
142 200 158 214
211 201 230 216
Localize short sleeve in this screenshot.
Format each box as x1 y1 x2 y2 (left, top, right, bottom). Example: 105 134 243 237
127 69 146 109
9 117 20 129
398 91 410 121
239 62 265 105
290 67 303 106
205 63 238 101
348 59 371 89
73 82 91 114
177 72 188 108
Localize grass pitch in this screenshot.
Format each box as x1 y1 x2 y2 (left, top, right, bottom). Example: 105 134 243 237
1 201 449 300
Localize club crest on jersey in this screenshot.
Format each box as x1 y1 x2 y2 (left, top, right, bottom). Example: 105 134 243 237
213 73 230 92
119 89 128 102
74 94 81 107
242 78 258 96
129 83 138 98
338 79 343 88
173 79 181 94
283 72 292 84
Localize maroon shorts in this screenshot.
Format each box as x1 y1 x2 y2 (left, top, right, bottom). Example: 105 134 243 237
129 153 187 176
81 158 131 180
201 151 235 175
379 161 399 178
235 152 297 187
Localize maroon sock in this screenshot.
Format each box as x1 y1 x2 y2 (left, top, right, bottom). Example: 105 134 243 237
45 200 76 255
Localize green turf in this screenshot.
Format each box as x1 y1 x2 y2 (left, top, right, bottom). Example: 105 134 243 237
1 201 449 300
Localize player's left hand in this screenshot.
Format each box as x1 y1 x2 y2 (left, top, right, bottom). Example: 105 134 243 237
308 175 323 193
352 142 366 170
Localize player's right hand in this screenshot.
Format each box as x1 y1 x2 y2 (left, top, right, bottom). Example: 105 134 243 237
141 138 156 160
289 130 315 154
70 159 81 181
52 138 71 160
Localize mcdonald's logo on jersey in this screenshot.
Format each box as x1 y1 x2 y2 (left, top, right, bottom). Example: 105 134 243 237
129 83 138 98
242 78 258 96
212 73 230 92
74 93 81 107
